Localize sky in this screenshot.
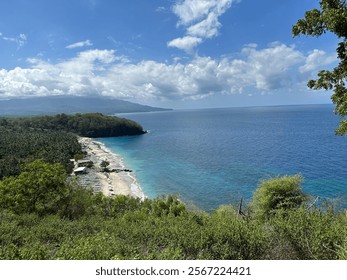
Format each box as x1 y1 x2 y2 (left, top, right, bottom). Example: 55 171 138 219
0 0 339 109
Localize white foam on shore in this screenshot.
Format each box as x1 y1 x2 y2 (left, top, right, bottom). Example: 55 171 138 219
95 140 146 199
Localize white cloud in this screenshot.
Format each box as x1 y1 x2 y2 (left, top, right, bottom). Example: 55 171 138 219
0 32 27 49
167 36 202 53
0 43 336 102
240 42 304 90
299 49 337 73
187 12 221 38
76 49 116 64
169 0 235 52
173 0 232 26
66 40 93 49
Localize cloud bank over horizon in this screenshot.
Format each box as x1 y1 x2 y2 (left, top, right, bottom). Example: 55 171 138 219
0 0 338 107
0 43 336 103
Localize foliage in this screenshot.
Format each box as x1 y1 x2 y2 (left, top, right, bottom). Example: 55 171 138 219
337 230 347 259
251 175 307 220
0 125 82 179
1 163 345 260
0 112 145 179
0 161 263 260
270 207 347 259
0 160 69 216
10 113 146 137
197 206 269 259
292 0 347 134
1 194 345 260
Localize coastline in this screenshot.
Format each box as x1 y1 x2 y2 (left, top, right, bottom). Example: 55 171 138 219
77 137 145 200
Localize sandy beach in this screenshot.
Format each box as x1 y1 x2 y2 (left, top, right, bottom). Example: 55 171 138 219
76 137 145 200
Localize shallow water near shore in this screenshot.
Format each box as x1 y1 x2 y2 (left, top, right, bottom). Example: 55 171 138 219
98 105 347 211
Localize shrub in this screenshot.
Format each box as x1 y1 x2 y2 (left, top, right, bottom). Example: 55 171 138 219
270 207 346 259
199 205 269 259
251 175 307 220
0 160 69 216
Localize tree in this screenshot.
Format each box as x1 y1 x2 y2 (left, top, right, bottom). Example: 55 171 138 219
292 0 347 134
251 175 307 220
0 160 69 215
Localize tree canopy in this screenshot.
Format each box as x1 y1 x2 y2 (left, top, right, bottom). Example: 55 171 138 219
10 113 146 137
0 160 69 216
292 0 347 134
0 113 145 179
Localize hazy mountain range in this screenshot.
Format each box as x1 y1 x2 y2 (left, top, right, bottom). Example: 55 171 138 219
0 96 171 116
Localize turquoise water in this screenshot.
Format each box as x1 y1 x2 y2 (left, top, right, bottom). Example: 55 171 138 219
98 105 347 211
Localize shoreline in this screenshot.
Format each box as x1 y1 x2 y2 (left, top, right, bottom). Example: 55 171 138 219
77 137 145 200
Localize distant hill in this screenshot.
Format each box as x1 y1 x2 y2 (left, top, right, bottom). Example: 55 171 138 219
0 96 171 116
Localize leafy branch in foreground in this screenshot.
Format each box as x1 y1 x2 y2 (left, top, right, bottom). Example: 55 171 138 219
292 0 347 134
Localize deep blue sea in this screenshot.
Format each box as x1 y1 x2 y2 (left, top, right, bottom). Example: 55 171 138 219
98 105 347 211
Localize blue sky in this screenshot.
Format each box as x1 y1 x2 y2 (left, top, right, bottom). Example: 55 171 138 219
0 0 339 109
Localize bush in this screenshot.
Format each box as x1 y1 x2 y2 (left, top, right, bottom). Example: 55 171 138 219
251 175 307 220
270 207 347 259
199 206 269 259
0 160 69 216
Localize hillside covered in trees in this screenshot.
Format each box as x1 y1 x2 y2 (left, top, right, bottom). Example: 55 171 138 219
1 112 145 137
0 113 145 179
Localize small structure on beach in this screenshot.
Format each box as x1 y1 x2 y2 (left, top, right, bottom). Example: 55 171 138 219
77 159 93 168
73 166 87 175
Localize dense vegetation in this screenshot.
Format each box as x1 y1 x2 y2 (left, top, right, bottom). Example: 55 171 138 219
293 0 347 134
0 160 346 260
3 113 145 137
0 113 145 180
0 125 82 179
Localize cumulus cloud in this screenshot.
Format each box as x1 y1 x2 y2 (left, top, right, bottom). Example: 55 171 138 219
299 49 337 73
0 43 336 102
66 40 93 49
173 0 233 26
168 0 236 52
240 42 304 90
167 36 202 53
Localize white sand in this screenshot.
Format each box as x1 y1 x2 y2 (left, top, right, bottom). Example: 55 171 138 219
78 137 145 200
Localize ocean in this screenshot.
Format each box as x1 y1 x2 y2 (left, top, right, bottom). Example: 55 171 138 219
97 104 347 211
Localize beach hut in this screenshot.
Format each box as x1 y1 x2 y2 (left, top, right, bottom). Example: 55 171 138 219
77 159 93 167
74 167 87 175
